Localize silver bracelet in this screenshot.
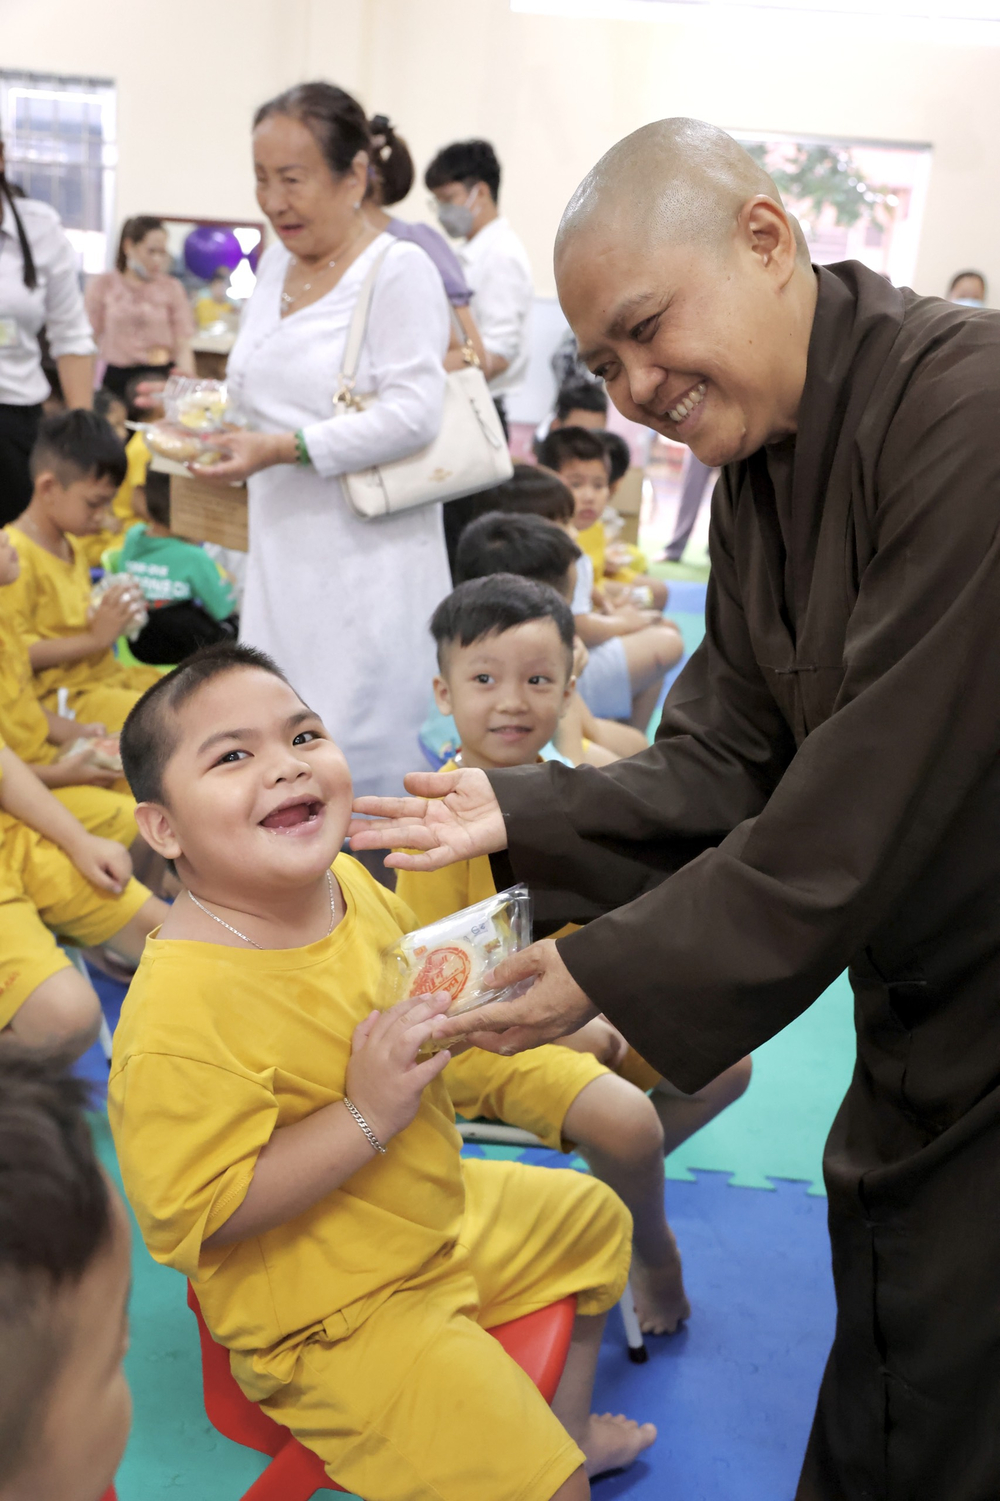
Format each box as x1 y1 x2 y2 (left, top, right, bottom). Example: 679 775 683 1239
343 1096 387 1155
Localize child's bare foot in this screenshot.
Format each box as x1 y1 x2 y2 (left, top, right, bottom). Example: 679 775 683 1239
583 1413 657 1477
631 1254 691 1335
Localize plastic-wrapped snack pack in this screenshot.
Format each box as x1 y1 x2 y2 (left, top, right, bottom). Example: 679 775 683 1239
144 376 246 465
90 572 148 642
58 735 123 776
380 883 533 1034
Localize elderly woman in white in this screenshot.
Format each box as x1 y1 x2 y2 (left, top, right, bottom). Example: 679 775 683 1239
197 83 450 797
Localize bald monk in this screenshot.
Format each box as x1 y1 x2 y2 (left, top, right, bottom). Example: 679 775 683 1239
352 119 1000 1500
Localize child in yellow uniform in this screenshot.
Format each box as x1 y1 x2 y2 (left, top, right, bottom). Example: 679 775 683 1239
0 530 137 851
2 412 160 733
109 642 655 1501
0 730 166 1058
396 574 752 1334
536 426 668 611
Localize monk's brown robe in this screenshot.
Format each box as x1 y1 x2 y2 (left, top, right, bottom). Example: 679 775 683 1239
489 261 1000 1501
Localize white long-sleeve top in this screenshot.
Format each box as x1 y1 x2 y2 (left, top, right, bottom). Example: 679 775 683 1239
0 196 95 406
226 232 452 798
458 216 533 398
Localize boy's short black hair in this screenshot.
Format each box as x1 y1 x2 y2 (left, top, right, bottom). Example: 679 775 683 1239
455 511 581 597
0 1047 113 1487
29 410 127 489
599 430 631 487
425 139 501 202
536 425 610 476
431 573 575 673
142 469 171 528
469 463 575 525
555 380 607 422
121 642 290 807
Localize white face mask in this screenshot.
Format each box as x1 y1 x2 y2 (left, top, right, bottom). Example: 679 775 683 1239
126 255 152 281
952 296 984 307
437 185 478 240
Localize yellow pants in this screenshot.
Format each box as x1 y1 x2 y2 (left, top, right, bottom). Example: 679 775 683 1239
448 1043 663 1151
0 819 149 1026
42 665 160 734
52 785 137 847
235 1158 632 1501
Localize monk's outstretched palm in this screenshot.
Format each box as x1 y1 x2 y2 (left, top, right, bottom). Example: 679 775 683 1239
350 768 507 871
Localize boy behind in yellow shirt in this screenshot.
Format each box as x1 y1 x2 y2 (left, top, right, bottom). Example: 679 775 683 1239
396 573 751 1335
110 642 655 1501
3 412 159 733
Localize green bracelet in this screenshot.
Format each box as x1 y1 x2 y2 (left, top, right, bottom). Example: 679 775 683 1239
294 429 312 467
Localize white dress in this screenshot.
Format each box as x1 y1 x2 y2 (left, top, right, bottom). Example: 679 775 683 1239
226 233 451 797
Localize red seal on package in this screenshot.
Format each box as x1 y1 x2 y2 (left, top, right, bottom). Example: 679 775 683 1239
408 942 475 1002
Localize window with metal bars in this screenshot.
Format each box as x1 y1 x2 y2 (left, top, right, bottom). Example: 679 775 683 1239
0 70 116 274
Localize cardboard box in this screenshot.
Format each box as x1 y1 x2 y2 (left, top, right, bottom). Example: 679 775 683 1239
170 473 248 552
613 466 644 547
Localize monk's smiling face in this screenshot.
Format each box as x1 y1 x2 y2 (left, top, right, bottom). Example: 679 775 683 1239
554 119 819 468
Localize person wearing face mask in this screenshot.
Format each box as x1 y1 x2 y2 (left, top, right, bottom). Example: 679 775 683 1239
425 139 533 436
947 268 988 307
0 132 96 526
85 217 195 402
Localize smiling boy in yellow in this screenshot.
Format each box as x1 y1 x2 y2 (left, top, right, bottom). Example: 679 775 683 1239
396 573 751 1334
108 642 655 1501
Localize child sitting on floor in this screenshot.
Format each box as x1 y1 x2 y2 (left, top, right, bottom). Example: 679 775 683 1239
537 426 668 612
111 469 238 665
3 411 160 731
397 574 751 1334
0 1047 132 1501
457 508 681 751
0 726 167 1058
110 643 655 1501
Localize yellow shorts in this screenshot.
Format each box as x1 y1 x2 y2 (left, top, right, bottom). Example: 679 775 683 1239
0 821 150 1026
239 1158 631 1501
447 1042 664 1151
44 667 160 733
448 1043 609 1151
52 785 137 847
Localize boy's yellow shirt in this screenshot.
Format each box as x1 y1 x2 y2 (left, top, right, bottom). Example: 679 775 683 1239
2 526 123 699
575 520 606 580
0 610 56 765
114 430 150 524
108 853 468 1359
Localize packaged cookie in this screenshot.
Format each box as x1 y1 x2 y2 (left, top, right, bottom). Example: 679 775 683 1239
144 375 245 463
379 883 533 1026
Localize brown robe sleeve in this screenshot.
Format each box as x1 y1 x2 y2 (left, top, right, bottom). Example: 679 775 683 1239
490 359 1000 1092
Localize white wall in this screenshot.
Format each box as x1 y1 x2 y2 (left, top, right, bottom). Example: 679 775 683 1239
6 0 1000 300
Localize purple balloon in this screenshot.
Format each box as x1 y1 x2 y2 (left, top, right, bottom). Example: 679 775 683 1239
184 224 242 280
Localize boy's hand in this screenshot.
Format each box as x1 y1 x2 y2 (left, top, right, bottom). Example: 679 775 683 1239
89 587 142 649
68 834 132 895
350 768 507 871
346 993 455 1143
77 721 109 739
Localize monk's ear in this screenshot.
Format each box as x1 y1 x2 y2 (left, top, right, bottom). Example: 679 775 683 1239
133 801 183 862
740 195 799 285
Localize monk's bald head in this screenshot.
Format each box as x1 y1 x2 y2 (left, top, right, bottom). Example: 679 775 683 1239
556 117 808 268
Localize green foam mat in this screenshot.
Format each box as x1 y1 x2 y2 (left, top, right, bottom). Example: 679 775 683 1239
664 971 855 1193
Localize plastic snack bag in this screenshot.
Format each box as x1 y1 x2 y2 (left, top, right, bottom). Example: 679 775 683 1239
58 735 123 776
144 376 246 464
379 883 533 1030
89 572 148 642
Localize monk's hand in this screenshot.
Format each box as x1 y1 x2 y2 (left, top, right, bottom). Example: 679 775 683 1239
349 768 507 871
431 939 598 1056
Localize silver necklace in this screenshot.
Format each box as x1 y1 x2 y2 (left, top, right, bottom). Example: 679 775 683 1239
280 220 370 309
187 870 336 949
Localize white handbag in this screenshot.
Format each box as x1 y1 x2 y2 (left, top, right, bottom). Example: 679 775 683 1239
332 243 513 520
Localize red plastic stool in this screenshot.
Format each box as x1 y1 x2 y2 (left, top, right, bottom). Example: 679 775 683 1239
187 1282 576 1500
100 1491 117 1500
